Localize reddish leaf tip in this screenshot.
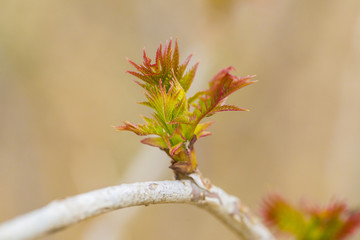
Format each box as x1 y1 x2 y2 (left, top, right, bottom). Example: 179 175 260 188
113 125 125 131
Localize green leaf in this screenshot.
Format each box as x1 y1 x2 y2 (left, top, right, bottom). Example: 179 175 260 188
188 91 206 105
127 39 198 92
262 194 306 238
206 104 248 117
194 121 213 138
180 62 199 92
169 142 183 156
114 121 157 136
189 67 255 126
262 194 360 240
141 137 167 149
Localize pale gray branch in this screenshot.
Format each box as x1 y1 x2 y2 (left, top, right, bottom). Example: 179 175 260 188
0 179 274 240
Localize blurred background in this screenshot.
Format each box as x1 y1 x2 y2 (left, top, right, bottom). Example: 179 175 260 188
1 0 360 239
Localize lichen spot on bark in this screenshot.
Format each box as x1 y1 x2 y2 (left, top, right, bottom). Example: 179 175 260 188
148 183 159 190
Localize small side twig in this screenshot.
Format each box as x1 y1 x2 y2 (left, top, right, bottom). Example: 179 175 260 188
0 178 273 240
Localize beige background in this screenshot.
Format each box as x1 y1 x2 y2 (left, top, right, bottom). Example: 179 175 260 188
1 0 360 239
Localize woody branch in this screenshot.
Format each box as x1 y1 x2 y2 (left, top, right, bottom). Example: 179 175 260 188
0 176 273 240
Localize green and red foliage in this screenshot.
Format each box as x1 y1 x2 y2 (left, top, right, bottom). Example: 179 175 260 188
262 194 360 240
115 39 255 176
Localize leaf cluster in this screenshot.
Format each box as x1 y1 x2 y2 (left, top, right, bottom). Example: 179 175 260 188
115 39 254 175
262 194 360 240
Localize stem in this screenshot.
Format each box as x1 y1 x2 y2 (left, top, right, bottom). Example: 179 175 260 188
190 148 197 171
0 179 273 240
